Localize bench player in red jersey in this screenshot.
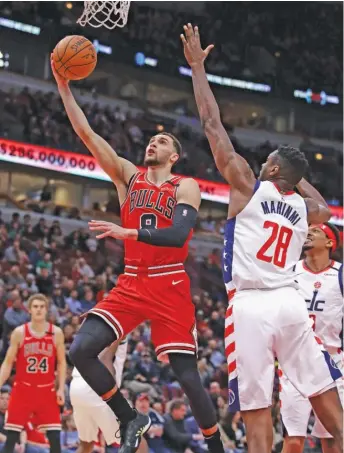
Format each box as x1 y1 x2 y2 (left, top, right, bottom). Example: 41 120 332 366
0 294 66 453
52 58 225 453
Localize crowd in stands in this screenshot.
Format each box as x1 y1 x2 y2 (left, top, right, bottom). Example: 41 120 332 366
0 3 341 451
1 2 341 93
124 3 342 93
1 86 342 203
0 205 331 453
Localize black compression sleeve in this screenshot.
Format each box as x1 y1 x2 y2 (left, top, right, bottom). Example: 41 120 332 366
137 203 198 248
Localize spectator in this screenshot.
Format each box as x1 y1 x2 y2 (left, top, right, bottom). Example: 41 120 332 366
80 288 95 312
2 294 29 357
200 216 216 233
205 340 225 369
135 393 170 453
208 311 225 339
76 258 94 279
60 414 79 451
40 183 52 203
124 352 160 398
21 273 39 294
63 324 75 352
163 399 201 453
65 290 83 315
36 252 53 275
184 416 207 453
32 218 48 240
47 223 64 246
0 388 9 448
197 358 213 388
36 267 54 295
52 285 68 316
6 265 26 288
222 412 247 451
4 240 28 265
208 382 222 410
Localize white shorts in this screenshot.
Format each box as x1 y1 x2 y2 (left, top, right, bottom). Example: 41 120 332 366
225 287 335 412
70 340 127 445
280 351 344 438
70 377 120 445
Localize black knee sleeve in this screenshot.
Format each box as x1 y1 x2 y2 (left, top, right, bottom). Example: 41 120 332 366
69 314 117 367
169 353 217 429
2 431 20 453
69 314 118 396
46 430 61 453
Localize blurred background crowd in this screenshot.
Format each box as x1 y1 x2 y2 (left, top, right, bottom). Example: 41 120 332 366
0 1 342 453
1 1 342 93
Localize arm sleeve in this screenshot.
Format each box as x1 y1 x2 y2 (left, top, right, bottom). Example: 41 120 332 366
137 203 198 248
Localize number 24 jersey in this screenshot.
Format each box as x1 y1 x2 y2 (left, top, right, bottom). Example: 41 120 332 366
15 323 57 385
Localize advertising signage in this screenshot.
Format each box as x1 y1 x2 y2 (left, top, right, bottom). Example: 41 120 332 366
0 138 342 225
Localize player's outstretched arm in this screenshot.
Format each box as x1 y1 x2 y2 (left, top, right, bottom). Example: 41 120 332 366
296 178 331 224
54 326 67 405
51 55 137 186
0 327 22 387
89 178 200 248
181 24 256 194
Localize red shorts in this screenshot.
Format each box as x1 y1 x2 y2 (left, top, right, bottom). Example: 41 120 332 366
87 265 197 361
5 382 61 432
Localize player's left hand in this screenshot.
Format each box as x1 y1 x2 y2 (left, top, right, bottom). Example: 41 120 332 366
89 220 136 240
180 23 214 67
56 388 65 406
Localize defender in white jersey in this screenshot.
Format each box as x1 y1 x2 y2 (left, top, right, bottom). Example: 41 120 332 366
70 340 128 451
280 223 343 453
181 23 343 453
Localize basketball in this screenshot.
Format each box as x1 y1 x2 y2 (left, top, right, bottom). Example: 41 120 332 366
52 35 97 80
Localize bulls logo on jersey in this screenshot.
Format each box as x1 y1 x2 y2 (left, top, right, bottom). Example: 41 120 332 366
129 188 176 219
121 172 191 268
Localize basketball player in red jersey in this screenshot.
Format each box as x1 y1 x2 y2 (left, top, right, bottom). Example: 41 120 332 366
51 57 225 453
0 294 66 453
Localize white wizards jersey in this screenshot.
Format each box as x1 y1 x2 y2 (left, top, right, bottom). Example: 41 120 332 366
223 181 308 293
295 260 343 351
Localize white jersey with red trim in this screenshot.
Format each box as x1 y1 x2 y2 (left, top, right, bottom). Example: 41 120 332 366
223 181 308 293
295 260 343 351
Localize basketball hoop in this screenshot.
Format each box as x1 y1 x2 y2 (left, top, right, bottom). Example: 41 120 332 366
77 1 131 29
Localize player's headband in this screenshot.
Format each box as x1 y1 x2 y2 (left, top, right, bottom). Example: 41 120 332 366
315 224 338 251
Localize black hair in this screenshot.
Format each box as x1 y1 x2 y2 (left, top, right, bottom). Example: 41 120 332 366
324 222 340 249
276 145 309 185
160 132 182 156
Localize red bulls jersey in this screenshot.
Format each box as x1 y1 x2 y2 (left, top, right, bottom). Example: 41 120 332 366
121 172 192 267
15 323 57 385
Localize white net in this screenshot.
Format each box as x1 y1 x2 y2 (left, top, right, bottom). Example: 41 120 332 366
77 1 131 29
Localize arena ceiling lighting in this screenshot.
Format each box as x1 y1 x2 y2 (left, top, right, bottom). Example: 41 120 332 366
178 66 271 93
0 17 41 35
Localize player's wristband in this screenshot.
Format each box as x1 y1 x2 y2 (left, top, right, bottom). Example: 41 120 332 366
137 203 198 248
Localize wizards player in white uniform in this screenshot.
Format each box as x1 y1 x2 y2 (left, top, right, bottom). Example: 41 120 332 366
280 223 343 453
181 23 343 453
70 340 128 452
